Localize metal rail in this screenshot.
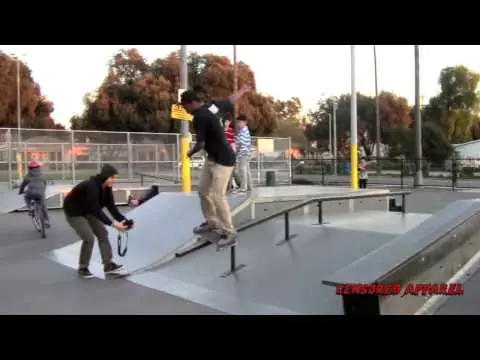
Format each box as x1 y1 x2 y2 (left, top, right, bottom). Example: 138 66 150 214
182 190 412 278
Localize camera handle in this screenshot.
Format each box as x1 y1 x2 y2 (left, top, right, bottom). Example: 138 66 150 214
117 231 128 257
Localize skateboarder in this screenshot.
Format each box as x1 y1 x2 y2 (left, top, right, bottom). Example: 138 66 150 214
19 160 51 228
63 164 130 279
181 84 251 248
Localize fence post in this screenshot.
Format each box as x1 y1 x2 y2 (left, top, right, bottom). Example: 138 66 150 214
451 155 457 191
7 129 12 190
127 132 133 180
71 130 76 185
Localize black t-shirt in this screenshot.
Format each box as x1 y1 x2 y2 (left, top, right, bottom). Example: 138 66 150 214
192 100 236 167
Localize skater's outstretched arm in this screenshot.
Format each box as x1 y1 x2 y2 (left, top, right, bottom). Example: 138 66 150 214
228 84 252 104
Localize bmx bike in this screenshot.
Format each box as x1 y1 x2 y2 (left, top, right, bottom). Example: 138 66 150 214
28 196 46 239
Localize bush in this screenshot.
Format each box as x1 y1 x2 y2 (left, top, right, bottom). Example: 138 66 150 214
462 167 476 177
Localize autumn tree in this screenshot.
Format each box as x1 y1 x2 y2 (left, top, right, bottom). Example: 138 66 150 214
72 48 277 136
423 65 480 143
272 97 309 148
0 52 63 129
305 91 412 156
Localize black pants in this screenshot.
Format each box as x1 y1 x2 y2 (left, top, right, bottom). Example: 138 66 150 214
359 179 368 189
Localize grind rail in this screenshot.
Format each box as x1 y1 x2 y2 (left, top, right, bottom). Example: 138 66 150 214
178 190 412 278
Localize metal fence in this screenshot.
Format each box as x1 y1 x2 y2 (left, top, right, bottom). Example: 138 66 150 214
0 128 292 190
291 155 480 190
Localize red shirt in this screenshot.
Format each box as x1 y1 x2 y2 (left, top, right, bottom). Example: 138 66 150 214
225 126 235 145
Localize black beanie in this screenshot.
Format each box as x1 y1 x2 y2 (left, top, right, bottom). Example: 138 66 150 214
99 164 118 180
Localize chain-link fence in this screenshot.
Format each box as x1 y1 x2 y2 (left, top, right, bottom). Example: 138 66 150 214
0 128 291 190
291 153 480 189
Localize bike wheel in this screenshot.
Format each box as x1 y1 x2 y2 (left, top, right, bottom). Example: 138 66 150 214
37 203 46 239
31 208 41 232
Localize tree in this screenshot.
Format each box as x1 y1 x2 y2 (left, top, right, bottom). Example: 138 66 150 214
72 49 277 135
272 97 309 148
305 91 412 156
423 65 480 143
384 122 451 164
0 52 63 129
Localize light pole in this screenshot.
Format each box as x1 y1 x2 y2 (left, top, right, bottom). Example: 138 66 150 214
374 45 381 174
333 101 337 175
179 45 191 193
414 45 423 187
350 45 358 190
233 45 238 135
328 112 332 154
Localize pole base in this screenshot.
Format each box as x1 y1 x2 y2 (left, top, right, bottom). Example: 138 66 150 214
221 264 246 278
275 234 298 246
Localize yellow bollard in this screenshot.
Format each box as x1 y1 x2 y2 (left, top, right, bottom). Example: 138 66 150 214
16 153 23 179
180 134 191 193
350 144 358 190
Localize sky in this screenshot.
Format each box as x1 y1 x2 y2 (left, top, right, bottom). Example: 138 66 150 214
1 45 480 128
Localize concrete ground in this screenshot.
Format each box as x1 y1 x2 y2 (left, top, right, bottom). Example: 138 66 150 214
0 210 221 314
0 186 479 314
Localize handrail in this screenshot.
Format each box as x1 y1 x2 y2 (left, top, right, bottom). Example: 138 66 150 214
237 190 411 233
182 189 412 278
135 171 179 186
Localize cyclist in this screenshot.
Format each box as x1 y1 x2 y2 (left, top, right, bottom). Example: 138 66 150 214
19 160 50 228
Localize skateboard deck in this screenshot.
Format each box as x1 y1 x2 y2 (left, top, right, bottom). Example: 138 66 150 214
194 231 238 252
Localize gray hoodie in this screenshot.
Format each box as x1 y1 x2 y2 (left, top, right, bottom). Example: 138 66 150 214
19 167 47 197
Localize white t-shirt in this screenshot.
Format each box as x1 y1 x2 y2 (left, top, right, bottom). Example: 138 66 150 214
359 160 368 179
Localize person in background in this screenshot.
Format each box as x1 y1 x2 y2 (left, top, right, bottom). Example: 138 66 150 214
358 156 368 188
234 115 253 193
128 185 159 207
224 115 240 192
19 160 51 228
63 164 129 279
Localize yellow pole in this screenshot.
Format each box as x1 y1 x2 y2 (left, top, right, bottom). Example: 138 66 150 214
350 144 358 190
16 152 23 179
179 45 191 193
180 134 191 192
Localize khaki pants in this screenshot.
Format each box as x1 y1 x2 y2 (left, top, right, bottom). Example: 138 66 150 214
236 156 253 191
66 215 113 268
199 160 235 234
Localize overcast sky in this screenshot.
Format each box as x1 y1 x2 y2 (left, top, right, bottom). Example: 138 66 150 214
1 45 479 128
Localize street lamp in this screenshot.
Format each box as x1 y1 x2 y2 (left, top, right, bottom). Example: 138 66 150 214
373 45 381 174
332 101 337 175
179 45 191 193
350 45 358 190
233 45 238 135
414 45 423 187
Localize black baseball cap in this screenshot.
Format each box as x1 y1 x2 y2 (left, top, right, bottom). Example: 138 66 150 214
237 115 248 122
180 90 201 105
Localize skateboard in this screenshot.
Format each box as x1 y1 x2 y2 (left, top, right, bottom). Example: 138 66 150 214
195 231 237 252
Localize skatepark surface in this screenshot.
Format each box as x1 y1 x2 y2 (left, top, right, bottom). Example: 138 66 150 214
1 186 480 314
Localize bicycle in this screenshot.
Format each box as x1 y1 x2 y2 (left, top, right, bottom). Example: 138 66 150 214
28 196 46 239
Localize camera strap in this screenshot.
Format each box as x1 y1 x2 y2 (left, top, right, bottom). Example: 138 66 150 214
117 231 128 257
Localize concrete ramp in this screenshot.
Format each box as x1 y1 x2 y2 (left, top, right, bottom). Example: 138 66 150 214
46 192 251 278
0 185 72 214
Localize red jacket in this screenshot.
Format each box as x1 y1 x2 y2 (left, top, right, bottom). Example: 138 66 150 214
225 126 235 145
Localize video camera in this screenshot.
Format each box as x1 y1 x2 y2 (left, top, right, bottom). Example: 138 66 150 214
124 219 135 230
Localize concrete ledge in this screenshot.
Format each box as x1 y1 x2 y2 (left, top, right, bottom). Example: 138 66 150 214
322 199 480 314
